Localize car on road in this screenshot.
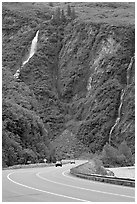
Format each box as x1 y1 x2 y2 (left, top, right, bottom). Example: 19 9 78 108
26 160 31 164
70 160 75 164
55 161 62 167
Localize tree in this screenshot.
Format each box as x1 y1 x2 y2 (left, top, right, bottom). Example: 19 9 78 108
67 4 71 17
56 7 61 20
102 143 118 159
61 9 66 23
46 148 56 163
22 148 37 164
71 7 76 19
101 141 134 167
53 7 61 24
118 140 133 165
7 146 18 166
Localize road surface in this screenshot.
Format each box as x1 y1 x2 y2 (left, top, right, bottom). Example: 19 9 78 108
2 160 135 202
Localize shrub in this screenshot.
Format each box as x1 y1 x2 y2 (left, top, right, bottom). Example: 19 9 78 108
93 156 103 167
118 140 133 165
102 143 118 159
101 143 119 166
93 157 108 175
115 154 126 166
101 141 133 167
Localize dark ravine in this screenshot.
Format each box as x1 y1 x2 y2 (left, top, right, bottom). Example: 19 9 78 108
2 2 135 166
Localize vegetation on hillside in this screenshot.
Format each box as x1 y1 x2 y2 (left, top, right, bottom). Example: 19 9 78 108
2 2 135 167
2 67 51 167
58 21 135 154
101 141 134 167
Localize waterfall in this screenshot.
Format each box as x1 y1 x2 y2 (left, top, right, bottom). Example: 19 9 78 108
127 55 134 86
108 89 125 144
14 30 39 79
108 56 134 145
22 30 39 66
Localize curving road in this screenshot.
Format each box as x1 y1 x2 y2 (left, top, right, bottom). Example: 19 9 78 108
2 160 135 202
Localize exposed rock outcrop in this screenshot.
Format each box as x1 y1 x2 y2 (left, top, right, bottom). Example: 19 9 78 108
2 3 135 166
58 22 135 153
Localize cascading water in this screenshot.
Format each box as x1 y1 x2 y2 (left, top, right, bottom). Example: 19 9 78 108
14 30 39 79
127 55 134 86
108 55 134 145
108 89 125 144
22 30 39 66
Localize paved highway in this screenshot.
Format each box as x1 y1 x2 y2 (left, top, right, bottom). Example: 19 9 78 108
2 160 135 202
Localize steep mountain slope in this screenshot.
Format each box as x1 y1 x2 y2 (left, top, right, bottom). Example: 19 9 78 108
51 129 90 159
58 22 135 153
2 67 50 166
2 2 135 166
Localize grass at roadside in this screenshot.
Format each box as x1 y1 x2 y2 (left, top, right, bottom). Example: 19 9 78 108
70 161 135 187
71 159 114 176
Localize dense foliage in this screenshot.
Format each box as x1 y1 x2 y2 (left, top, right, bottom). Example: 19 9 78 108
101 141 134 167
59 22 135 153
2 67 51 167
2 2 135 167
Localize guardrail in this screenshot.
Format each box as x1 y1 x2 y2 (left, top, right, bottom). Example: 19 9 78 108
70 169 135 187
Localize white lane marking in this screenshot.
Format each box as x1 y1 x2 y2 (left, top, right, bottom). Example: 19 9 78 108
7 172 90 202
62 169 98 183
36 171 134 199
63 169 135 190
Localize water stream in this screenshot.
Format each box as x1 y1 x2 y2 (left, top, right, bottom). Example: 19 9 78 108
108 56 134 145
14 30 39 79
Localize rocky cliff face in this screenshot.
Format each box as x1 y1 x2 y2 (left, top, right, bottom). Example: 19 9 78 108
2 3 135 164
58 21 135 153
